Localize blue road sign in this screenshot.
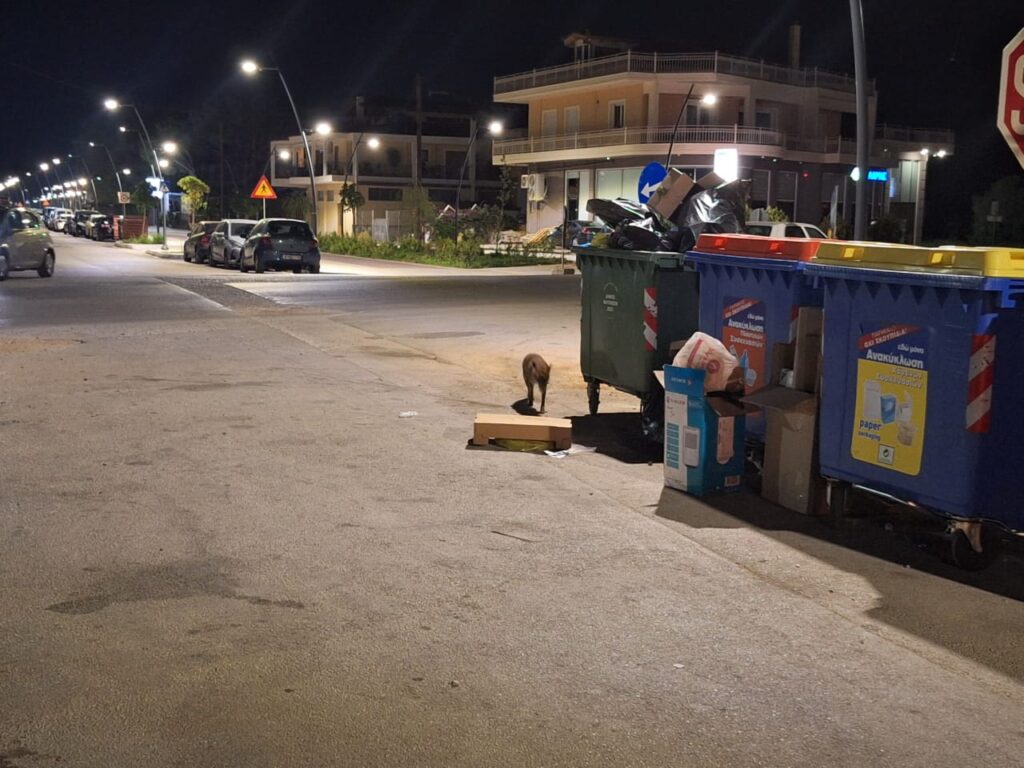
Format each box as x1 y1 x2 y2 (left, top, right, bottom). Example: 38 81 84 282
638 162 668 203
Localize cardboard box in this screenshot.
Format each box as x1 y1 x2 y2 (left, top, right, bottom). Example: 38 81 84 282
473 413 572 450
744 387 821 514
658 367 746 497
792 307 823 393
648 168 697 220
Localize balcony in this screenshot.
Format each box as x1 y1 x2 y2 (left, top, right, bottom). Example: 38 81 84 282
493 123 954 165
493 124 785 162
494 51 872 96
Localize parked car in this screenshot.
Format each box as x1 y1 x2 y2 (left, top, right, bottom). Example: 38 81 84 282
240 218 320 274
183 221 219 263
87 214 114 241
209 219 257 268
55 211 74 233
70 210 100 237
0 206 56 280
550 219 611 247
744 221 828 239
44 207 70 230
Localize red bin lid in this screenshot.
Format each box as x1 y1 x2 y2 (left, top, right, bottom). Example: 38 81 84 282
694 233 823 262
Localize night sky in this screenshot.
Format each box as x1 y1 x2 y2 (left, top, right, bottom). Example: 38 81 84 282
3 0 1022 239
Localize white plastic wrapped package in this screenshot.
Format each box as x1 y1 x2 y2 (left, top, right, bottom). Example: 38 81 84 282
673 332 744 393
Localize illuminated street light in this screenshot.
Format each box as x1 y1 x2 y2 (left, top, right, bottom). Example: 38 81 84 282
122 168 132 175
39 162 49 171
52 158 61 165
454 119 504 237
920 148 930 156
104 98 120 111
366 137 380 150
158 158 170 169
239 58 321 233
162 141 178 154
104 96 167 247
701 93 718 106
314 122 332 136
277 149 291 160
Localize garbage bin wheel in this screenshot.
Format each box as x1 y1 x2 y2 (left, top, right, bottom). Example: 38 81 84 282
640 391 664 445
950 524 1002 571
587 380 600 416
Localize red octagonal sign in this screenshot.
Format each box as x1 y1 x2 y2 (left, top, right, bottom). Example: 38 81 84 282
999 27 1024 169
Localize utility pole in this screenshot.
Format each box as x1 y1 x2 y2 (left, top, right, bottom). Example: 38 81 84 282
219 120 225 218
414 74 424 241
850 0 870 240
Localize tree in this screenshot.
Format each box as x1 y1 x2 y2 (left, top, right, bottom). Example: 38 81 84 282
177 176 211 227
403 185 437 242
281 191 310 222
130 181 155 220
339 183 365 236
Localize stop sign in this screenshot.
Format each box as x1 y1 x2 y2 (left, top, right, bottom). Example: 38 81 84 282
998 27 1024 169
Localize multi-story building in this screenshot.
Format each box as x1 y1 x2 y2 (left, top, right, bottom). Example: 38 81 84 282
493 32 954 243
269 107 505 238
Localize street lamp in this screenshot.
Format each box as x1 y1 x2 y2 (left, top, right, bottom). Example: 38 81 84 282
454 119 503 239
240 59 321 235
105 96 168 248
339 132 380 235
86 141 125 214
122 168 132 176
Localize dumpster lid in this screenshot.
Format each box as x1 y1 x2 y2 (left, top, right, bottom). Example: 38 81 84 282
811 241 1024 278
694 233 821 262
573 246 689 269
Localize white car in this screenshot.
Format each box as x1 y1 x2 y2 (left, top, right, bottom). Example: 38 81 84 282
744 221 828 239
208 219 257 268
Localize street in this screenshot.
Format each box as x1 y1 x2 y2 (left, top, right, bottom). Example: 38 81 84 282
2 235 1023 767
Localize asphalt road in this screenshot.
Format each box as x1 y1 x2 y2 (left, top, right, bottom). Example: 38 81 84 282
1 235 1023 767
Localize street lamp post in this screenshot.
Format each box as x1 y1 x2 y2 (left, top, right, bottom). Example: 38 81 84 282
105 98 168 249
454 119 502 241
339 133 379 235
68 154 99 208
88 142 126 217
240 60 321 236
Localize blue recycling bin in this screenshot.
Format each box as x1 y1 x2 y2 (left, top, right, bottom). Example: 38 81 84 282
807 242 1024 532
685 234 823 439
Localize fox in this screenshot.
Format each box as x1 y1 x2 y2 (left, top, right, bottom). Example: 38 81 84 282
522 353 551 414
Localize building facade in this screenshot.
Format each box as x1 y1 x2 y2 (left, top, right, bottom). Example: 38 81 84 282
493 33 954 243
269 127 503 238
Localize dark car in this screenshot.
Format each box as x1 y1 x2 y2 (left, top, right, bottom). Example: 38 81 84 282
89 215 114 241
71 210 101 237
550 219 610 247
183 221 219 263
0 206 56 280
209 219 257 268
240 218 320 274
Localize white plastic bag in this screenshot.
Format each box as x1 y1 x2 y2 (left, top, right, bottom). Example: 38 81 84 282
673 332 743 393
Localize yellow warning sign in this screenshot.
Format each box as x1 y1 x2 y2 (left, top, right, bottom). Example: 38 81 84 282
250 175 277 200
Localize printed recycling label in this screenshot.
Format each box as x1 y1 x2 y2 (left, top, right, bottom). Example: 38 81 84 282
851 324 928 476
722 297 766 392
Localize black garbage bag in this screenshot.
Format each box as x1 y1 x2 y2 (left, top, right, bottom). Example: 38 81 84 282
673 179 750 250
586 197 647 228
608 218 666 251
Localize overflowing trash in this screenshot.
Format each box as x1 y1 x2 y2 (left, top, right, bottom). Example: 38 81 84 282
586 170 749 254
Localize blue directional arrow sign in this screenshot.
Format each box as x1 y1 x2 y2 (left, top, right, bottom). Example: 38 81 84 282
637 162 668 203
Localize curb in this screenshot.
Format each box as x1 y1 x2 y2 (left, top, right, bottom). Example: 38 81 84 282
146 250 184 259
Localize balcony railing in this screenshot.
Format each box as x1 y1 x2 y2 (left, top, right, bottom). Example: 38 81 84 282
493 123 954 159
494 51 872 95
493 124 785 156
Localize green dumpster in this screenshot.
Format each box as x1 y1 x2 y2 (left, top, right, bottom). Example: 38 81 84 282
576 247 700 434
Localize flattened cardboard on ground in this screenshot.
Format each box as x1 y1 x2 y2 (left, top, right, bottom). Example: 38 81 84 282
473 413 572 450
648 168 698 220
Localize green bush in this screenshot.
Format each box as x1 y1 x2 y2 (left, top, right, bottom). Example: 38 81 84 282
123 233 166 245
316 231 554 268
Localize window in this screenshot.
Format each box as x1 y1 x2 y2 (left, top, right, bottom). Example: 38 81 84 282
784 225 807 238
234 224 254 238
755 110 777 129
268 221 312 237
7 211 24 230
609 101 625 129
368 187 402 202
542 109 557 137
565 106 580 134
316 191 325 201
326 190 335 202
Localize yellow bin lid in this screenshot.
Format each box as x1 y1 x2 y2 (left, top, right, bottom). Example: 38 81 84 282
812 241 1024 279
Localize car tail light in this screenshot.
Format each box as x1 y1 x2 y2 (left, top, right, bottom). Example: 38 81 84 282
309 237 319 251
260 235 273 248
201 235 210 245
